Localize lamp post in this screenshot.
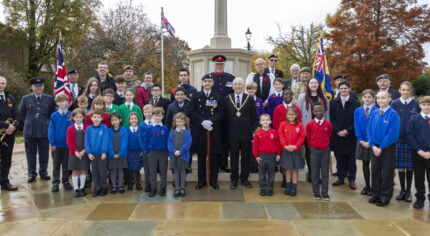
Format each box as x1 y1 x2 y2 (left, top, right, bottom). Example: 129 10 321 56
245 27 252 51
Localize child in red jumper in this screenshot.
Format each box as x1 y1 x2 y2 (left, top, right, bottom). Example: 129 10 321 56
278 107 305 196
306 103 333 201
253 114 280 196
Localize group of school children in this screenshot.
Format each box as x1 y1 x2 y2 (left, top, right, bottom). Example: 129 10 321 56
47 74 430 210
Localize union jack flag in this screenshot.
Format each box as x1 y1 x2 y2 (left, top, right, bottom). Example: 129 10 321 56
161 8 175 37
312 38 332 101
54 38 72 105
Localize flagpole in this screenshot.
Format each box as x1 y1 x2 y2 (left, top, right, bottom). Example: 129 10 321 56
161 7 165 97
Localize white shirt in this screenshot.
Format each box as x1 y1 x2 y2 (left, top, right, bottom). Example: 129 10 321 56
340 95 350 103
379 106 390 114
314 118 324 125
144 119 154 125
421 112 430 119
152 122 163 126
70 83 79 96
363 104 375 110
106 104 112 109
399 97 412 105
273 91 283 97
117 91 124 97
130 126 138 132
203 90 212 97
175 127 185 132
125 102 134 108
234 92 244 105
283 102 293 108
74 123 83 130
245 72 276 101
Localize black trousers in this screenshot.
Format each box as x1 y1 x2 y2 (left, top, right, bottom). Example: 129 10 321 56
52 147 69 184
25 137 49 178
371 143 395 202
197 153 219 185
219 121 229 168
335 152 356 181
229 140 251 182
0 134 15 184
412 152 430 199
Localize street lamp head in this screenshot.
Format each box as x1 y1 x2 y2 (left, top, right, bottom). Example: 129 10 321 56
245 27 252 41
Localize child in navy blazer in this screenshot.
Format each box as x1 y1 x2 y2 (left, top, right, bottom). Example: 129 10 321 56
107 113 128 194
391 81 420 202
407 96 430 209
368 91 400 207
127 112 143 191
265 78 284 118
168 113 192 197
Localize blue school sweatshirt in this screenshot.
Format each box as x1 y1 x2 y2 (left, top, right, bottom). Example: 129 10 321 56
128 127 141 152
167 128 192 162
407 113 430 152
143 124 169 153
85 124 109 156
107 127 128 159
391 99 420 142
48 110 73 148
354 106 377 142
138 121 151 152
367 107 400 150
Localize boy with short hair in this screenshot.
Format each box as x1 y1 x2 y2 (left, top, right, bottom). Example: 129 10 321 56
103 88 120 114
143 107 169 197
48 93 74 192
145 84 169 113
113 75 127 105
266 78 285 118
77 95 89 114
85 110 109 197
407 96 430 209
306 103 333 201
252 114 280 196
138 104 154 192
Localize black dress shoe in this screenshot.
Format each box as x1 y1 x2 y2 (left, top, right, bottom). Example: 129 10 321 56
149 189 156 197
180 188 185 197
281 181 287 188
40 175 51 180
186 168 192 174
111 187 117 194
260 189 266 196
360 186 370 195
174 189 180 197
376 199 390 207
404 192 412 202
63 182 73 190
413 198 425 209
241 180 253 188
230 181 238 189
144 184 151 192
369 196 380 204
99 188 107 196
128 185 133 191
93 189 100 197
396 191 406 201
74 190 80 197
80 189 86 196
136 184 143 191
28 177 36 183
118 187 125 193
332 172 338 176
51 184 59 192
210 183 220 190
1 183 18 191
220 166 230 173
195 183 206 189
332 179 345 186
159 187 166 196
266 189 273 196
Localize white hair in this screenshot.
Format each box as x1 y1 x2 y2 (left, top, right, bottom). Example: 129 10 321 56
290 64 300 70
233 77 244 84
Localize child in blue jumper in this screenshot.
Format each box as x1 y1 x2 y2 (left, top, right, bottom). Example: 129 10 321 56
354 89 377 196
107 112 128 194
143 107 169 197
407 96 430 209
265 78 284 118
168 112 192 197
48 93 74 192
138 104 154 192
85 110 109 197
368 91 400 207
127 112 143 191
391 81 420 202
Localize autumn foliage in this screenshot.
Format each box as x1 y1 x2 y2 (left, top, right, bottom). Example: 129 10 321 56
325 0 430 92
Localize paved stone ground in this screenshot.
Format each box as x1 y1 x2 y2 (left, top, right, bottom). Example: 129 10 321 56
0 144 429 235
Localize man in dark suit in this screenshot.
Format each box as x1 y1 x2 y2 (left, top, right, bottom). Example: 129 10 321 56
264 54 284 78
191 73 224 190
67 69 85 111
144 84 170 114
19 77 56 182
0 76 20 191
331 75 358 100
224 77 256 189
375 74 401 100
284 63 301 90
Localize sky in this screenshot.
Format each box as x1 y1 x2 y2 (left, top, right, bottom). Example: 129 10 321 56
1 0 430 64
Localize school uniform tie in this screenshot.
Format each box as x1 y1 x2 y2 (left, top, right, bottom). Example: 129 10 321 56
128 104 131 111
0 95 4 103
318 120 322 125
236 95 240 108
154 98 158 107
365 107 370 118
404 101 407 105
379 110 384 116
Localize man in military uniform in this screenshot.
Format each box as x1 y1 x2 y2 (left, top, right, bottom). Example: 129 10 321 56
190 74 224 190
67 69 85 111
123 65 141 90
19 77 56 182
0 76 19 191
201 55 235 172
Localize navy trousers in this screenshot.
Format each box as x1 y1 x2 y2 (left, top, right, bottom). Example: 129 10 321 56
25 137 49 178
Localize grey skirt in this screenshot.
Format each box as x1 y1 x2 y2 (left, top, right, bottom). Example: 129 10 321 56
170 156 189 170
280 150 304 169
355 141 373 161
68 155 90 170
108 157 128 169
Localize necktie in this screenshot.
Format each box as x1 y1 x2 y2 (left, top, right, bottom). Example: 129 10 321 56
128 104 131 110
278 93 281 98
120 93 124 98
318 120 322 125
236 95 240 108
37 96 40 102
78 126 82 131
379 110 384 116
154 98 158 107
365 107 370 118
133 128 136 133
404 101 407 105
70 84 76 99
206 92 209 98
0 95 4 103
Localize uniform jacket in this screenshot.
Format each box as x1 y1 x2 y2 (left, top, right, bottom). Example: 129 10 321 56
48 110 73 148
209 72 235 98
0 91 20 130
107 127 129 159
169 84 197 103
19 93 56 137
66 124 89 156
85 124 109 156
165 100 192 129
168 128 192 162
264 67 284 79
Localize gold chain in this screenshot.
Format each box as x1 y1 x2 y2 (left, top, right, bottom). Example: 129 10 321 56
229 94 251 112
